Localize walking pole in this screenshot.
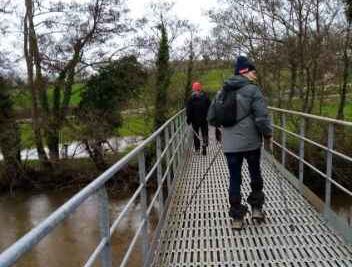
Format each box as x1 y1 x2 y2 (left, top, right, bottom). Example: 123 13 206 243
182 127 223 217
190 126 208 155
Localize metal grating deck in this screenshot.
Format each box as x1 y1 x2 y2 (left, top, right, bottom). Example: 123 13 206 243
151 133 352 266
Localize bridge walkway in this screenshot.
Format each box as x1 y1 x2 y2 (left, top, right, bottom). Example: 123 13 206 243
151 134 352 266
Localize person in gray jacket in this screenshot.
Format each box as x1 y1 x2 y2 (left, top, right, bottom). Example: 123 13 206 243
208 56 273 230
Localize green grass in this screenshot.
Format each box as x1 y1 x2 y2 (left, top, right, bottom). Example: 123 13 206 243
12 89 32 111
167 68 233 101
20 124 35 149
198 68 233 92
285 95 352 121
14 66 352 152
319 100 352 121
19 113 153 149
20 123 79 149
116 114 153 137
12 83 85 111
12 67 232 113
63 83 84 106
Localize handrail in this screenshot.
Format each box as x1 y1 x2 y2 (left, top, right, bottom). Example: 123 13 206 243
268 107 352 242
272 124 352 163
0 109 192 267
269 106 352 127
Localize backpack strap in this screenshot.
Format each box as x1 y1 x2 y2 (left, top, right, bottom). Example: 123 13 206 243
235 89 253 124
235 112 251 124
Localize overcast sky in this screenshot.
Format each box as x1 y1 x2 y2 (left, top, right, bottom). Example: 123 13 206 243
127 0 218 35
0 0 220 76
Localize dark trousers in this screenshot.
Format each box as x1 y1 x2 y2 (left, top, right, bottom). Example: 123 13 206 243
192 123 208 151
225 149 264 216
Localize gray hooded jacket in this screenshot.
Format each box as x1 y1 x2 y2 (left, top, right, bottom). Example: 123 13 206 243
208 75 272 153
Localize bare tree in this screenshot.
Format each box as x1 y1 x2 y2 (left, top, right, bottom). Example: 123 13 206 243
0 3 26 188
184 27 196 105
133 1 188 128
337 0 352 119
208 0 343 111
22 0 131 165
0 77 24 189
24 0 50 166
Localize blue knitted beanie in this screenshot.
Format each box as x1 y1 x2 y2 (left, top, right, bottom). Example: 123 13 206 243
234 56 256 75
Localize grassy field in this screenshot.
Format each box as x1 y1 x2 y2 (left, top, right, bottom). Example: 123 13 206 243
19 113 154 149
13 66 352 151
319 97 352 120
198 68 233 92
12 83 84 111
277 94 352 121
115 114 153 137
11 67 232 112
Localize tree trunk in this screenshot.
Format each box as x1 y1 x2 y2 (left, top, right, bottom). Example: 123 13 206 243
47 127 60 161
337 22 351 120
0 79 24 187
184 40 194 105
46 49 81 160
274 64 283 108
0 123 23 187
154 21 170 130
297 1 306 103
24 0 50 167
83 140 107 171
288 62 297 108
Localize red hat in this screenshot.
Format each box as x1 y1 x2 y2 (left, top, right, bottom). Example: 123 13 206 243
192 82 202 91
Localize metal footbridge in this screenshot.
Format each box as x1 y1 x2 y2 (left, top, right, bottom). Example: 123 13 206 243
1 108 352 266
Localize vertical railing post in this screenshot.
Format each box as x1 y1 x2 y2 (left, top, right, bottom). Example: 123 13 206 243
269 111 275 157
182 114 188 154
270 113 274 151
176 116 181 168
98 187 112 267
156 135 164 216
138 151 149 265
179 115 184 160
183 119 188 164
174 118 179 168
324 123 334 218
170 121 177 180
179 115 184 154
299 117 305 193
173 119 179 169
281 113 286 167
164 126 172 193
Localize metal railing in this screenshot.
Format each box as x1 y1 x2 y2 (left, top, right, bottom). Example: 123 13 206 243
0 109 192 267
269 107 352 242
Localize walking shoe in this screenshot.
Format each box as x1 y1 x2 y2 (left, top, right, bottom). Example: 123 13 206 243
229 205 248 230
232 218 244 230
195 149 200 155
201 146 207 156
252 207 265 221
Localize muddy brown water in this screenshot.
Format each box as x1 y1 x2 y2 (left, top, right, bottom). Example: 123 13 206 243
0 189 158 267
0 189 351 267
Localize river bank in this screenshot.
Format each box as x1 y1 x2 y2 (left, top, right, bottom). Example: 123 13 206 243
0 152 142 194
0 135 146 193
0 136 144 161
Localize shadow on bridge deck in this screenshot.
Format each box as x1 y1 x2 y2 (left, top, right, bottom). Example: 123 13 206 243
151 134 352 266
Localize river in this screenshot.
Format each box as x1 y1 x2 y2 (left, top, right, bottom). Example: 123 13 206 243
0 136 143 161
0 188 351 266
0 189 158 267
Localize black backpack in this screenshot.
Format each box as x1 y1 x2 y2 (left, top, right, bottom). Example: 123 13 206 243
208 85 250 127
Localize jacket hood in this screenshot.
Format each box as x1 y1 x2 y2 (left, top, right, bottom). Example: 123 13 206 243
223 75 251 91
